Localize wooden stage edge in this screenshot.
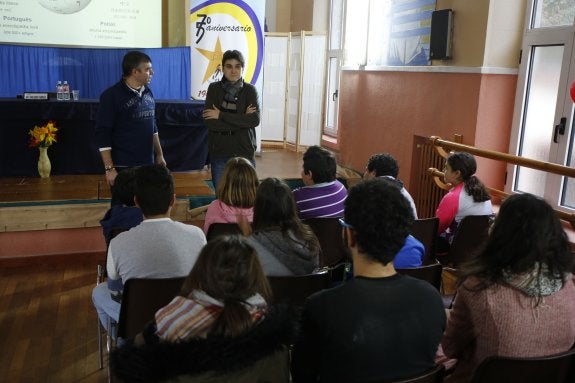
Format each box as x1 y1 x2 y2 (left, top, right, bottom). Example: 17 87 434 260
0 171 213 233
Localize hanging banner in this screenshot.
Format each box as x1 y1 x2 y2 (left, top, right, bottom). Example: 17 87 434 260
190 0 265 101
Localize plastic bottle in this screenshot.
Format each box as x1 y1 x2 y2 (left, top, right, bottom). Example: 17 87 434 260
56 80 63 101
62 80 70 100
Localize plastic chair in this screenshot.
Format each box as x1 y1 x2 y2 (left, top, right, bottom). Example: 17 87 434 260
97 227 129 370
267 270 330 305
439 215 491 267
396 263 443 292
410 217 439 264
116 277 186 340
469 347 575 383
303 217 350 267
206 222 243 241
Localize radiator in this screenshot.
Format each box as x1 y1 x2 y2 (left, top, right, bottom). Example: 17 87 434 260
411 136 448 219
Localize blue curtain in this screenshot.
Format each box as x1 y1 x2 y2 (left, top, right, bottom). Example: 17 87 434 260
0 44 191 100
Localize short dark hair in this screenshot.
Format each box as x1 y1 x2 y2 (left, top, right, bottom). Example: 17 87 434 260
134 164 173 216
113 168 137 207
344 178 413 265
367 153 399 178
222 50 245 67
303 146 337 183
180 235 271 337
460 193 573 301
122 51 152 77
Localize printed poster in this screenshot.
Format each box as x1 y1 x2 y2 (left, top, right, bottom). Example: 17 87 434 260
190 0 264 101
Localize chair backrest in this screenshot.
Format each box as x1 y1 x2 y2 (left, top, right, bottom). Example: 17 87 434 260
470 347 575 383
117 277 186 340
447 215 491 267
267 270 330 305
206 222 242 241
410 217 439 264
303 217 350 267
388 364 445 383
396 263 443 292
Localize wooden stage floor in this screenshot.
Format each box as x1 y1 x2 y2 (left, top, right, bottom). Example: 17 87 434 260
0 148 304 205
0 148 309 232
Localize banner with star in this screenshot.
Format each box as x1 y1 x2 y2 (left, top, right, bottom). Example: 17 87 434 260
190 0 265 101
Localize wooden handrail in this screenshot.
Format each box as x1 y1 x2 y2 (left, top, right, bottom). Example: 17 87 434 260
429 136 575 178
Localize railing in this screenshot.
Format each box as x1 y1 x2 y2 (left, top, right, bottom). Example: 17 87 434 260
427 136 575 229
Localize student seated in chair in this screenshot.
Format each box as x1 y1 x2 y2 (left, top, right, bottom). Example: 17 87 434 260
440 193 575 382
435 152 492 251
92 164 206 331
293 146 347 220
203 156 258 235
99 167 143 246
363 152 418 219
291 178 446 383
111 235 298 383
242 177 320 276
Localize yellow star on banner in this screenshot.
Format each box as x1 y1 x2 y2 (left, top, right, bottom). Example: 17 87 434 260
196 37 224 84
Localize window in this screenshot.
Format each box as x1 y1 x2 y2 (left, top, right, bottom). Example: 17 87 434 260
343 0 434 68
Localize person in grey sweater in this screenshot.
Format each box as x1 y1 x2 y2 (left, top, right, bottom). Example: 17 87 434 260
242 178 320 276
92 164 206 329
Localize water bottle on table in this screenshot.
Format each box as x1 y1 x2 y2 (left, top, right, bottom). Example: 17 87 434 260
56 80 63 101
62 81 70 100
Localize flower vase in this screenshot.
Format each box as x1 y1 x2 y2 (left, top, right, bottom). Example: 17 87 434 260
38 147 51 178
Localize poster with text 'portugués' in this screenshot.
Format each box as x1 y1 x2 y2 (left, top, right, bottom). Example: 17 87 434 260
189 0 264 101
0 0 161 47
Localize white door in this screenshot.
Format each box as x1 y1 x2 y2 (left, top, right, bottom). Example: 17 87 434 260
507 0 575 211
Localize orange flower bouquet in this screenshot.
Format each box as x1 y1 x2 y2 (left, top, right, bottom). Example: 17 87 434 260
29 120 58 148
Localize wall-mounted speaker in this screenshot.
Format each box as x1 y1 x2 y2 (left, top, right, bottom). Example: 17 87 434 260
429 9 453 60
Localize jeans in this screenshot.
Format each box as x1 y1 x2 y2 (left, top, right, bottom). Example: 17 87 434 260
210 156 256 191
92 282 121 330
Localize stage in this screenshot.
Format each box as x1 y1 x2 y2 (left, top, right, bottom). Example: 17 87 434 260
0 148 363 261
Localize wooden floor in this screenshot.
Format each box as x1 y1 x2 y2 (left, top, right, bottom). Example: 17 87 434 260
0 148 304 204
0 148 311 382
0 258 108 383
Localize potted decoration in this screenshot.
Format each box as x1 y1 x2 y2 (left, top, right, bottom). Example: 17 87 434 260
28 120 58 178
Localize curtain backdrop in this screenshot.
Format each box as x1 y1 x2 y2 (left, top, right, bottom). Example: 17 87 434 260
0 45 191 100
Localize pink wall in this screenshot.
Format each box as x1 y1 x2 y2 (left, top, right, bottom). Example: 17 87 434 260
337 70 517 193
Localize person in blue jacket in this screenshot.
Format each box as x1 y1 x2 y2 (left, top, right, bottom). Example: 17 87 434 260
95 51 166 205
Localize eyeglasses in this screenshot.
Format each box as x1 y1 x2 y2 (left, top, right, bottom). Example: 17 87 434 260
338 218 353 229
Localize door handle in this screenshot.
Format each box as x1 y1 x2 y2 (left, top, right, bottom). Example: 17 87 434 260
332 89 338 101
553 117 566 143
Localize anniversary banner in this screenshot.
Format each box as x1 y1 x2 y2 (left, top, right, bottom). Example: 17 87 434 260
189 0 264 101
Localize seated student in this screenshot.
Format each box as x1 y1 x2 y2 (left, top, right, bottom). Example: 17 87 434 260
203 157 258 235
363 152 418 219
100 167 143 246
242 177 320 276
435 152 493 245
92 164 206 330
394 234 425 268
111 235 298 383
293 145 347 220
292 178 446 383
440 193 575 382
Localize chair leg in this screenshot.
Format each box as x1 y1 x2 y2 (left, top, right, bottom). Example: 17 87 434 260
98 320 104 369
106 317 117 383
96 264 105 370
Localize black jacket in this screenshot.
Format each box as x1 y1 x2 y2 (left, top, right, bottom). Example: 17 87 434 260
111 305 299 383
